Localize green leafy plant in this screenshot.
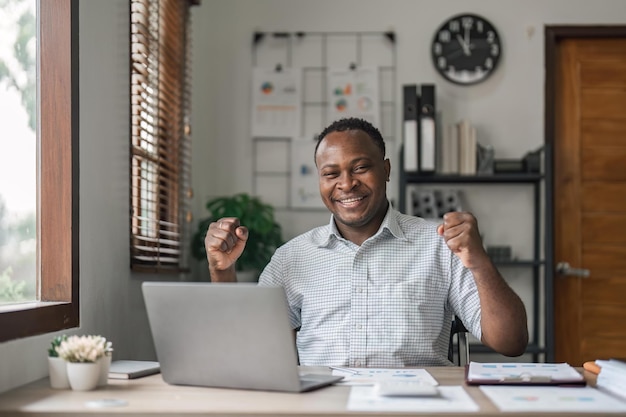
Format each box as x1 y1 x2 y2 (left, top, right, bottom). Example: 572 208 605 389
0 267 27 302
191 193 283 275
48 334 68 357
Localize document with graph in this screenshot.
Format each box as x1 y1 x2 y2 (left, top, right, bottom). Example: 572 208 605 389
466 362 585 386
480 386 626 412
251 67 301 138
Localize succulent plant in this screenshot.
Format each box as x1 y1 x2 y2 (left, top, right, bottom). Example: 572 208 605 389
48 334 68 357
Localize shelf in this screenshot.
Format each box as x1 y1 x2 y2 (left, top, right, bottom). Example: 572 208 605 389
401 168 547 361
402 173 543 184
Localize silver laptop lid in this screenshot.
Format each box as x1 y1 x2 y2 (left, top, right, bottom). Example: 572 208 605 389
142 282 304 392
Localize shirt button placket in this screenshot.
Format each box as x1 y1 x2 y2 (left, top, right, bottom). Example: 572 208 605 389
350 250 367 368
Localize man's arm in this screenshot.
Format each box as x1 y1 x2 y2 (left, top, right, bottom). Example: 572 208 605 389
209 264 237 282
466 256 528 356
204 217 248 282
438 212 528 356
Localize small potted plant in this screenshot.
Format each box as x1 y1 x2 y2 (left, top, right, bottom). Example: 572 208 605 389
98 337 114 387
191 193 283 281
48 334 69 389
48 334 68 357
56 335 110 391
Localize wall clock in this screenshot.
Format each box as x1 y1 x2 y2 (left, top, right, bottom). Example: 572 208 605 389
431 13 502 85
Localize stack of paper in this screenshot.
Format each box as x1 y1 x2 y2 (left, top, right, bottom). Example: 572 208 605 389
595 359 626 401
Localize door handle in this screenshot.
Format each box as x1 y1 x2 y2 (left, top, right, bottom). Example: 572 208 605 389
556 262 590 278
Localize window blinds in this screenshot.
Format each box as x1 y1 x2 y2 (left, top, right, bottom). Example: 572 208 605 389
130 0 197 272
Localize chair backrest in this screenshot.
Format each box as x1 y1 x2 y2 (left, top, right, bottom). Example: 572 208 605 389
448 316 470 366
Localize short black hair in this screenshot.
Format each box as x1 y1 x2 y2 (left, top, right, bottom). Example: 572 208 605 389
315 117 386 160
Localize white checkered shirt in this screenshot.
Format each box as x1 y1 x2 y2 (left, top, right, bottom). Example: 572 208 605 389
259 205 482 367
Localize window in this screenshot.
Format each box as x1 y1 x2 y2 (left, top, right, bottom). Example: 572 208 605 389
0 0 37 304
130 0 197 273
0 0 79 342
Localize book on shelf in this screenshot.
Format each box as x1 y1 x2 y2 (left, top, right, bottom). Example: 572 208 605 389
458 119 476 175
439 123 459 174
108 360 161 380
418 84 436 174
402 84 419 172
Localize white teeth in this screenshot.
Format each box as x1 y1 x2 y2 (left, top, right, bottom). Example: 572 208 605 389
340 197 362 203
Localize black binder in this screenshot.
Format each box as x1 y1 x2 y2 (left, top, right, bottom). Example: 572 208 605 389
402 84 419 172
419 84 436 174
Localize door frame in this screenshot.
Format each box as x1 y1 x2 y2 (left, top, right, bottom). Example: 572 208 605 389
544 25 626 362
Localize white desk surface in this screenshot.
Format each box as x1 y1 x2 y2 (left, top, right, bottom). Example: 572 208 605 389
0 366 620 417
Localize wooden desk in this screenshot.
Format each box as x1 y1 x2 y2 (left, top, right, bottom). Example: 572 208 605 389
0 367 622 416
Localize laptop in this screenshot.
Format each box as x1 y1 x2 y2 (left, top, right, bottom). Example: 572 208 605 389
142 282 343 392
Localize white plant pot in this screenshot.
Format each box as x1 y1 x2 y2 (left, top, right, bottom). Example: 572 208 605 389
66 362 100 391
98 354 112 387
48 357 70 389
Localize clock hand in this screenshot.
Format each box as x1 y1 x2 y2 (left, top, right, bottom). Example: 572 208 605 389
456 34 471 56
464 26 473 55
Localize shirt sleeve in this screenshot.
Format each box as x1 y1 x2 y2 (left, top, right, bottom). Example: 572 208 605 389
447 252 482 341
258 245 302 330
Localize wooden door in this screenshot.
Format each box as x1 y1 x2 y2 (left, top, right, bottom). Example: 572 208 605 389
554 36 626 365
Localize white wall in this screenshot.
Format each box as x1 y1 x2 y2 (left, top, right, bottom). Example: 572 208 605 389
1 0 626 394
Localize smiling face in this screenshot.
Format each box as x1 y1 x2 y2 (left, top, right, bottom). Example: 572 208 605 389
315 129 391 244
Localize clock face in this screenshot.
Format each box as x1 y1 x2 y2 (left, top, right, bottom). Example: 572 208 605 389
431 13 502 85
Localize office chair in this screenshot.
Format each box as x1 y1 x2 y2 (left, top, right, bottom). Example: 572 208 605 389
448 316 470 366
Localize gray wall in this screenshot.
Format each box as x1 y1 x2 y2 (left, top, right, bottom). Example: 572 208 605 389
1 0 626 394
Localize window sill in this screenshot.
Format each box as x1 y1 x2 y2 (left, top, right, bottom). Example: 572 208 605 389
0 301 68 314
0 301 78 343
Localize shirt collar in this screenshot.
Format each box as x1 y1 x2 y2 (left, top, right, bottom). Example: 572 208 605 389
319 202 406 247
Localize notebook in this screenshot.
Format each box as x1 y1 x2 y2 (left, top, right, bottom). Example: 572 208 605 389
142 282 343 392
108 360 160 380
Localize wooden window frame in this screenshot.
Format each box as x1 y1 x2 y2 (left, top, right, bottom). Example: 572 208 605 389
0 0 79 343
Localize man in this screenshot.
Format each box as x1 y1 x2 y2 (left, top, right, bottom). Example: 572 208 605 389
205 117 528 367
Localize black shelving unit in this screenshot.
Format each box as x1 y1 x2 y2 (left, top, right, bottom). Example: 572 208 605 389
398 165 546 362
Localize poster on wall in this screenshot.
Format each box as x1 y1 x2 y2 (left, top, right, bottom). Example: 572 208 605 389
290 137 325 209
326 67 380 128
251 67 302 138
